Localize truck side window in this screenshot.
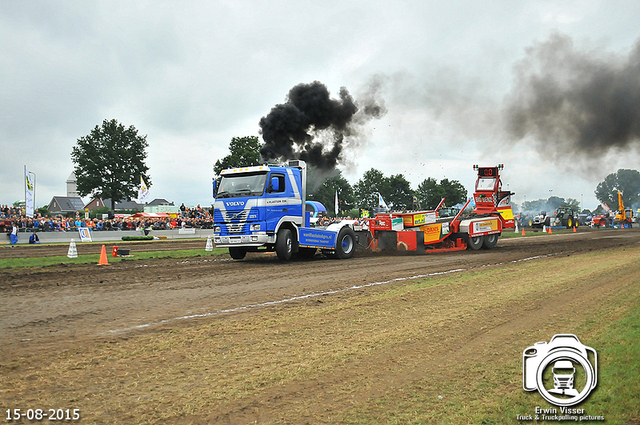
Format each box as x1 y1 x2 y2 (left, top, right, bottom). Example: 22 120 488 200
271 174 285 193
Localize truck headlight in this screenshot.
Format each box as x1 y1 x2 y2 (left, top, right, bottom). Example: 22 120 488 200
214 226 221 233
250 224 261 231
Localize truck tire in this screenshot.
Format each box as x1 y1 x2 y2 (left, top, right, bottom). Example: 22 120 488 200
229 247 247 260
466 235 483 250
335 227 356 259
482 234 498 249
567 217 573 228
276 228 294 260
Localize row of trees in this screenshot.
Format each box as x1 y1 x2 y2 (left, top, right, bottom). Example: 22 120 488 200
69 121 640 215
308 169 467 213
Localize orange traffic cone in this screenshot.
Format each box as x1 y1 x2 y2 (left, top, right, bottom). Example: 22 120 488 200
573 226 577 233
548 227 552 234
98 244 109 266
522 228 526 236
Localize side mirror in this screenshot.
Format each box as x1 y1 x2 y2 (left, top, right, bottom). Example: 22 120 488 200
270 176 280 192
212 180 217 198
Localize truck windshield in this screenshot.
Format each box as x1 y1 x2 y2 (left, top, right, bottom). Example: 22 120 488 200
217 172 268 198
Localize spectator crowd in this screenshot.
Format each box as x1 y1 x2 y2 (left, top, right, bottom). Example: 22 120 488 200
1 204 214 234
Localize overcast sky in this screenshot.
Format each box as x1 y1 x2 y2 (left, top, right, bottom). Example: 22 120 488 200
2 1 640 211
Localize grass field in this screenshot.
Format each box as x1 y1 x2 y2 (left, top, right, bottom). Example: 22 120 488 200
2 245 639 424
0 247 228 269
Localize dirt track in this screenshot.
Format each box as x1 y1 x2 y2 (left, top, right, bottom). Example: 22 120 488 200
2 228 640 423
2 228 639 351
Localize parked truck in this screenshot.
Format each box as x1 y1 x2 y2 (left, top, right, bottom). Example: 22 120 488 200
213 161 515 259
212 160 356 260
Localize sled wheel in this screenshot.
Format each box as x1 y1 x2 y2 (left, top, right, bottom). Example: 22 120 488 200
466 235 483 250
276 228 293 260
229 247 247 260
336 227 356 259
482 234 499 249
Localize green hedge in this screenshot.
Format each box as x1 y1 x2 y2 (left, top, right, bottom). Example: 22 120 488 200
121 235 154 241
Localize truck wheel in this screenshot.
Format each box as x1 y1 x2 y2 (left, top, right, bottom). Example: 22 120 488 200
276 228 294 260
229 247 246 260
466 235 483 250
335 227 356 259
567 218 573 228
482 234 498 249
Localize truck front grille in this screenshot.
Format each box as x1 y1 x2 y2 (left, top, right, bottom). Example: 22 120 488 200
222 210 249 222
227 223 245 233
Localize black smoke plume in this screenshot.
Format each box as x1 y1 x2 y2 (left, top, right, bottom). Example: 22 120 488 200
259 80 386 170
504 33 640 157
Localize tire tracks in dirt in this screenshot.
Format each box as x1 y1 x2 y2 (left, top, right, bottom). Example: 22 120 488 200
209 245 640 424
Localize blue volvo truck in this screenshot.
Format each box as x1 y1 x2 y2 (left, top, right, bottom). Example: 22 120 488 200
212 159 356 260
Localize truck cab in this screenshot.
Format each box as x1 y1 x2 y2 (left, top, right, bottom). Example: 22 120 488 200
213 160 356 260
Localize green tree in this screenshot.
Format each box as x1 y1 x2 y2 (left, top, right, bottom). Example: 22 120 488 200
522 197 566 213
71 119 150 207
439 178 467 206
386 174 413 210
214 136 263 176
564 198 581 210
415 177 467 209
522 199 547 213
353 168 388 210
547 196 565 211
309 172 354 216
594 169 640 209
416 178 444 209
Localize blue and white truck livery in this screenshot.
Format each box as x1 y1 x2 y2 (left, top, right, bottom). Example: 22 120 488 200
212 159 356 260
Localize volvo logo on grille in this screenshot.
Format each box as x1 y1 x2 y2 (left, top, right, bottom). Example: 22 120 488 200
226 201 245 207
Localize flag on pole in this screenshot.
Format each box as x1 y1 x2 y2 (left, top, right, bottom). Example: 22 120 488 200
138 177 150 202
334 191 339 216
24 165 35 218
378 193 388 210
